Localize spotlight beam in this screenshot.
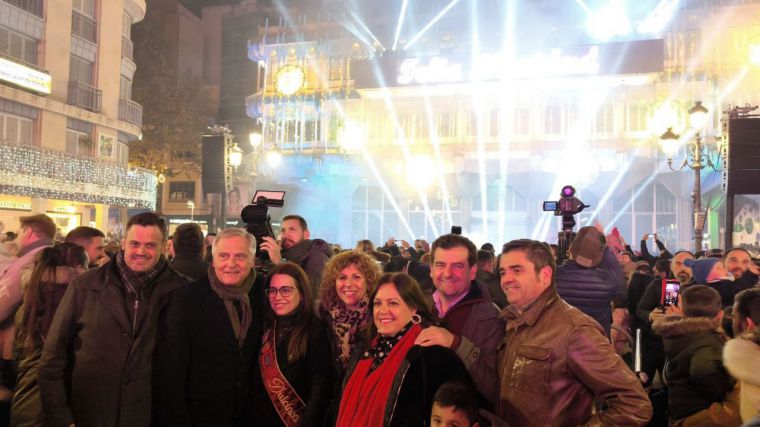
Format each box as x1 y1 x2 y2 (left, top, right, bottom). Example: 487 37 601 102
404 0 461 51
607 173 659 232
392 0 409 51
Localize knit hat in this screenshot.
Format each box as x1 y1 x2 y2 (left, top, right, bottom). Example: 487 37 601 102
569 226 605 268
683 257 719 284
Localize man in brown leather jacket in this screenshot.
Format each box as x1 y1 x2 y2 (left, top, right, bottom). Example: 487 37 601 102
496 239 652 426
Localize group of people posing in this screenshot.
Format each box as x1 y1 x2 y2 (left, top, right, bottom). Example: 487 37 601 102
0 211 757 426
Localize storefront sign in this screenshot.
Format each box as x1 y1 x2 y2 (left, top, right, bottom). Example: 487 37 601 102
0 57 52 95
0 198 31 211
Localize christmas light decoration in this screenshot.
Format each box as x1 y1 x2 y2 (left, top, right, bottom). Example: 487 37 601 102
0 142 157 209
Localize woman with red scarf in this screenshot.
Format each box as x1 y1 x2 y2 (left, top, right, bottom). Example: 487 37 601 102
251 262 333 427
336 272 472 427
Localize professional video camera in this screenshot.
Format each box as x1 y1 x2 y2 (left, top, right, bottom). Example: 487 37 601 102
543 185 590 263
240 190 285 264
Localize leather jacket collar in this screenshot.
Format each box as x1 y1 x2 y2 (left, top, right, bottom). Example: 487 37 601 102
503 286 558 329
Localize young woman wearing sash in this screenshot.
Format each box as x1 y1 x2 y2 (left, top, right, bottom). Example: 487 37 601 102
335 273 473 427
251 262 333 427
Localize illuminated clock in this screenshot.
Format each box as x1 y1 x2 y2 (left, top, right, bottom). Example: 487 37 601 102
275 65 305 96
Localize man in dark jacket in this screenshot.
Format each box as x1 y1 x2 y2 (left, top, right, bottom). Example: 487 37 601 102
154 227 260 426
259 214 331 294
37 212 189 427
476 249 507 309
684 257 737 307
170 222 209 280
414 234 505 407
652 285 734 424
555 226 626 338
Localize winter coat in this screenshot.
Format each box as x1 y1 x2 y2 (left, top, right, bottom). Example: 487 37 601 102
282 239 332 294
627 272 656 334
555 247 626 337
11 268 77 427
169 253 209 281
340 343 473 427
249 317 334 427
37 258 189 427
724 331 760 423
152 276 261 427
476 269 507 309
429 281 505 406
497 287 652 427
653 315 734 421
734 270 759 293
0 242 51 359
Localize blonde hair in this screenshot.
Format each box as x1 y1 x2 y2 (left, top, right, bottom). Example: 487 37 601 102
320 250 381 313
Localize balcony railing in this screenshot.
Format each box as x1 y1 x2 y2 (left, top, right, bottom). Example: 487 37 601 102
121 36 134 61
4 0 43 18
68 81 102 112
71 11 97 43
118 98 143 127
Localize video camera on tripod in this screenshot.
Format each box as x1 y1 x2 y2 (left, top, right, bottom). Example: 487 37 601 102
240 190 286 263
543 185 590 262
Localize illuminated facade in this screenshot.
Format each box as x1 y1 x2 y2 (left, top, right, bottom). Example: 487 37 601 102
245 1 760 250
0 0 152 236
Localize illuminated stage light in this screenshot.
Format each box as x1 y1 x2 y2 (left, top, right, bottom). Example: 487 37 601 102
649 101 684 136
338 121 366 151
406 154 435 189
266 149 283 168
584 0 631 41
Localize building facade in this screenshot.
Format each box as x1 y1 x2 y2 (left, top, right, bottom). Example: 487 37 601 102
243 0 760 251
0 0 153 237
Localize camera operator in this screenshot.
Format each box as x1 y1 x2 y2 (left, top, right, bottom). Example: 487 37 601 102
258 215 331 294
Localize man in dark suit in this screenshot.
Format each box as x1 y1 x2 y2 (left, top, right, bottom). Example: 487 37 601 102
153 227 260 426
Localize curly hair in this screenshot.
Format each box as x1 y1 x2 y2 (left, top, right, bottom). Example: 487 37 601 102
320 250 381 313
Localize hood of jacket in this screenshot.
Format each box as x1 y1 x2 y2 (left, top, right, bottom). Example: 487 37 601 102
653 315 723 356
724 331 760 387
283 238 332 263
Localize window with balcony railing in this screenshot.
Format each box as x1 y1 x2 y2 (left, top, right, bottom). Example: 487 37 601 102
121 36 133 60
72 11 97 43
68 81 101 112
4 0 44 18
118 98 142 127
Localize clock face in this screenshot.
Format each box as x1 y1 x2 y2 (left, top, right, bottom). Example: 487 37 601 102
276 65 305 96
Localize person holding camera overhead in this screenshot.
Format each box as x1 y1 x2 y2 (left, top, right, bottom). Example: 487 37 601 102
259 215 332 296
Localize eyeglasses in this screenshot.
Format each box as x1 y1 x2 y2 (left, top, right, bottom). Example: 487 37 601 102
265 286 297 298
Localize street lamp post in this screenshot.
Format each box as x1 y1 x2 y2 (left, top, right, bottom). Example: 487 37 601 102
659 101 720 252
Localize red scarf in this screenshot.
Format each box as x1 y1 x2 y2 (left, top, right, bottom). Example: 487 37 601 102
335 324 422 427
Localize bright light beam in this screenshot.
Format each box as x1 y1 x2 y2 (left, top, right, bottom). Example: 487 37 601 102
470 0 489 241
404 0 461 51
585 145 643 225
607 172 659 232
392 0 409 51
422 89 454 227
349 10 386 51
497 0 517 244
637 0 680 35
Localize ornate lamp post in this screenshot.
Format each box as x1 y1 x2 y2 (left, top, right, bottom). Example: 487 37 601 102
659 101 721 252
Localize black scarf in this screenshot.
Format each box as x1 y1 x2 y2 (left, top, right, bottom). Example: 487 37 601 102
208 266 255 348
363 322 412 370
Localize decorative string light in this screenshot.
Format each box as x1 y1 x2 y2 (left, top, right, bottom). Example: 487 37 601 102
0 142 157 209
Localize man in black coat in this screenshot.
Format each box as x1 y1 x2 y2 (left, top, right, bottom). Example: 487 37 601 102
170 222 209 280
153 227 261 426
38 212 189 427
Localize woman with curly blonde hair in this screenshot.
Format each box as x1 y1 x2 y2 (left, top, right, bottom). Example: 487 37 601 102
320 250 381 378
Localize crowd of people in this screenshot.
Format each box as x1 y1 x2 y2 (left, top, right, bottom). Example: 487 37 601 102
0 211 757 426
